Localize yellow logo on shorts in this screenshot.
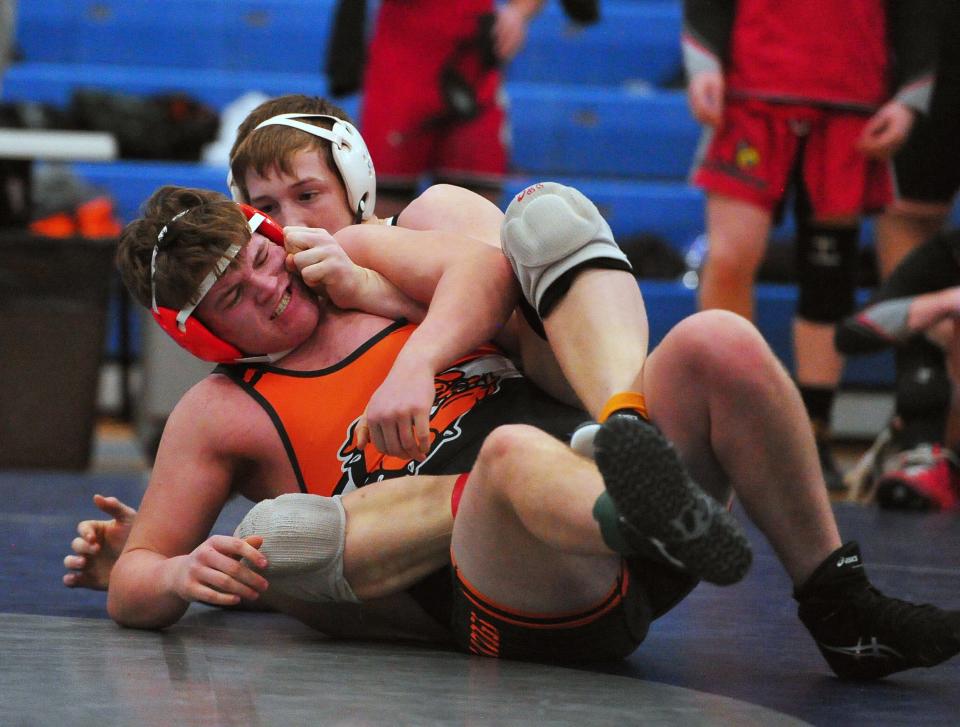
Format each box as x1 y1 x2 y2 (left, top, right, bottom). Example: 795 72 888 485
735 141 760 170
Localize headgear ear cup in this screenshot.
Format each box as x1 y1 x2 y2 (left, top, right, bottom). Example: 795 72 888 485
151 306 245 362
326 117 376 220
238 203 285 245
151 204 286 363
227 169 243 202
235 113 376 221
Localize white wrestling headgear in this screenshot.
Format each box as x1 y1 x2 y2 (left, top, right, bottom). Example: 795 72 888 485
229 113 376 222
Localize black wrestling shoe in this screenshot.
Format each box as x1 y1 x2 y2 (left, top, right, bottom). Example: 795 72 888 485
592 413 752 586
795 541 960 680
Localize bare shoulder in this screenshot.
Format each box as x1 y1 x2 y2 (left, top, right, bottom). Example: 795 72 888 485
174 372 249 416
139 366 301 533
335 218 454 261
400 184 504 244
163 372 275 456
333 221 383 249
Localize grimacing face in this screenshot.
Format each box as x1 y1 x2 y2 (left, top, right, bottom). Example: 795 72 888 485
194 228 321 356
244 148 355 232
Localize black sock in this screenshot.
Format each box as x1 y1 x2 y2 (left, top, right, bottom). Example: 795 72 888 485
794 541 867 599
799 385 835 437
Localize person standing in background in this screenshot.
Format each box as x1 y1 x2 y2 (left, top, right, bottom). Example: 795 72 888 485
864 1 960 505
836 227 960 511
358 0 544 219
682 0 937 492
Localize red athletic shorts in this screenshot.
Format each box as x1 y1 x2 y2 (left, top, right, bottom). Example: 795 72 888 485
360 0 508 189
692 98 892 218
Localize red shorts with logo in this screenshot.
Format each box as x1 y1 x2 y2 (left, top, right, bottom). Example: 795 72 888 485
360 0 507 189
691 98 892 218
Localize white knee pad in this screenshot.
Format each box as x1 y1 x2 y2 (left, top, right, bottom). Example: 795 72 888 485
501 182 631 314
234 493 359 603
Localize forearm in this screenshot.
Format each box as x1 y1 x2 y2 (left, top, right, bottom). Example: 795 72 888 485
397 247 519 373
339 224 520 370
908 288 960 333
107 550 189 629
352 267 427 323
837 287 960 355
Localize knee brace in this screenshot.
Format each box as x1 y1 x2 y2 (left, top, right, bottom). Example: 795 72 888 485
234 493 359 603
501 182 632 319
795 224 859 323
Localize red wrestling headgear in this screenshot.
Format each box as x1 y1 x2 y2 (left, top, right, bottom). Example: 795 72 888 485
150 203 286 363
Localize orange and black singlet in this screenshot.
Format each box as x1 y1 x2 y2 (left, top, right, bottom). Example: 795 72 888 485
215 319 677 654
215 320 532 495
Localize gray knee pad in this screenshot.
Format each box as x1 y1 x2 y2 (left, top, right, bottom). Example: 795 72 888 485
796 225 859 323
501 182 631 315
234 493 359 603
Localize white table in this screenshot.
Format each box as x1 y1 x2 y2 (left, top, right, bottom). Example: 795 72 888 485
0 128 117 160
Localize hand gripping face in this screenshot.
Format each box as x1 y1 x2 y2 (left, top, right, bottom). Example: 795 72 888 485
150 203 286 363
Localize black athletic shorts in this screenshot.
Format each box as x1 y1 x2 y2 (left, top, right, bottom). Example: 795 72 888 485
893 5 960 205
407 549 698 664
418 375 593 477
445 553 698 663
402 377 700 661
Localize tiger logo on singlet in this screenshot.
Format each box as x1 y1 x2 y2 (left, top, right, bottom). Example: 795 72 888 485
334 356 516 490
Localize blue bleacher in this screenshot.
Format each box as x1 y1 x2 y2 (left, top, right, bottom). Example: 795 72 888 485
70 161 232 222
3 0 917 387
508 86 698 180
17 1 678 86
508 3 682 87
1 62 329 111
508 175 704 249
15 0 336 73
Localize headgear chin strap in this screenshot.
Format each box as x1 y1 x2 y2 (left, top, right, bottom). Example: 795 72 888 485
150 203 291 363
229 113 376 223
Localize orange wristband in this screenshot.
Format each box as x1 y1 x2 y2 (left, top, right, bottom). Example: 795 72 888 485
598 392 649 423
